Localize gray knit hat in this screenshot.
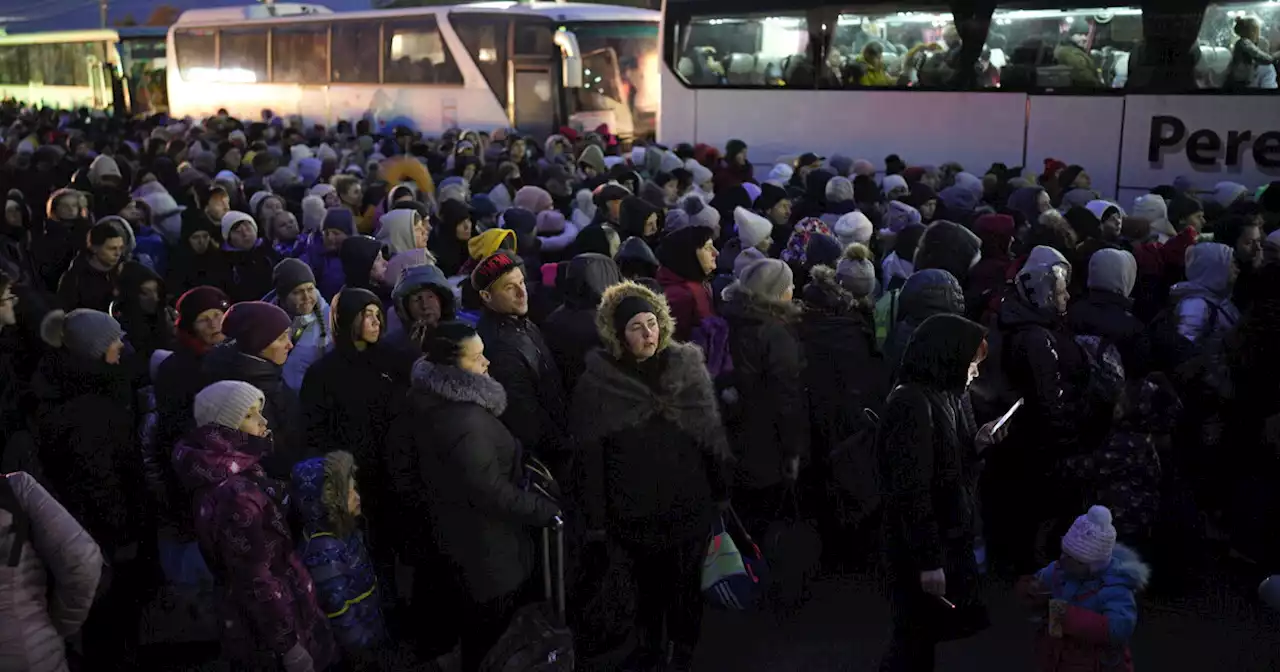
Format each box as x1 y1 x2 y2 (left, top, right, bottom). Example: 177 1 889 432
733 258 794 300
194 380 265 430
273 258 315 298
59 309 125 359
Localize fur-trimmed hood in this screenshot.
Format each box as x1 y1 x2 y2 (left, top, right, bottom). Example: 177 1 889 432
594 280 675 360
571 341 731 460
410 357 507 416
802 264 870 316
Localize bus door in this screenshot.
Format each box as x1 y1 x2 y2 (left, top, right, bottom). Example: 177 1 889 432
509 23 558 138
572 46 636 138
86 53 110 109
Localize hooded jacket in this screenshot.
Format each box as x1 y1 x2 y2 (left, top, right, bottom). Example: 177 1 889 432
571 281 732 543
884 269 966 380
1170 242 1240 345
115 261 174 367
385 263 455 360
543 253 622 393
386 358 559 599
915 220 983 286
721 276 809 489
261 289 332 392
171 424 334 669
290 455 385 654
222 237 280 305
1033 545 1150 672
340 235 391 304
656 225 716 342
168 210 230 297
374 209 421 256
616 236 660 279
0 472 103 672
201 343 307 480
1068 249 1149 375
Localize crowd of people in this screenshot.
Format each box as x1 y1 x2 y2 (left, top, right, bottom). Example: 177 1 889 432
0 102 1278 672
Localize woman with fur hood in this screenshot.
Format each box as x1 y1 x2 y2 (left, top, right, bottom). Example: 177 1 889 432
570 281 733 671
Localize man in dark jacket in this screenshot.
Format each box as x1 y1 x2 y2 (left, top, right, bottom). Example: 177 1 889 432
30 188 87 292
473 252 568 465
340 235 392 305
386 263 455 372
57 218 127 312
542 253 622 394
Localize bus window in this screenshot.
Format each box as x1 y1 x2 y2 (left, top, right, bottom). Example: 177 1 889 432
1198 2 1280 90
175 29 217 80
273 24 329 84
826 9 952 89
0 46 28 85
990 6 1143 90
220 28 268 83
384 18 463 85
673 12 813 87
515 23 555 56
453 15 509 108
331 21 380 84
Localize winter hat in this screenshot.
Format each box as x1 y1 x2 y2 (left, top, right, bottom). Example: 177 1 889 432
881 201 923 235
766 163 794 184
834 211 873 246
194 380 265 430
471 251 521 292
176 286 230 333
663 208 690 234
60 309 124 359
1085 199 1123 224
827 154 854 177
440 198 472 231
1058 164 1086 190
273 258 315 298
248 191 273 216
685 159 712 188
536 209 566 235
1087 248 1138 298
836 243 877 297
221 301 292 355
89 154 122 182
1061 505 1118 566
221 211 257 241
805 233 843 270
1131 194 1172 239
882 174 908 197
296 157 322 186
300 196 326 233
680 195 721 235
499 208 537 237
734 206 772 249
825 176 855 204
754 182 788 213
1061 188 1099 211
513 185 554 213
741 182 762 205
657 224 715 282
1212 181 1249 209
468 228 516 261
852 159 876 177
732 246 767 278
1166 194 1203 227
322 207 356 235
1015 245 1072 310
593 183 632 209
732 258 793 300
308 183 336 200
612 294 657 341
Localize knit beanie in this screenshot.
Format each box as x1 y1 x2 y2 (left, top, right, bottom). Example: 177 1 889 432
882 174 908 197
1167 194 1203 227
836 243 877 297
804 233 844 270
221 211 257 241
536 209 566 235
194 380 265 430
741 182 762 204
882 201 923 235
834 211 873 246
734 206 772 249
176 286 230 333
612 294 656 341
273 258 315 298
734 258 793 300
221 301 292 355
754 182 788 213
1061 505 1118 566
60 309 124 359
471 251 521 292
322 207 356 235
440 198 472 230
1059 164 1085 190
513 185 554 213
301 195 327 233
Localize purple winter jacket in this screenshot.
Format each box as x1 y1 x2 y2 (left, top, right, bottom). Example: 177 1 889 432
302 232 347 303
172 424 335 670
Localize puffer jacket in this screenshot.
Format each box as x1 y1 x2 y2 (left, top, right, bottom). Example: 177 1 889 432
883 269 966 382
1033 545 1150 672
0 472 103 672
172 425 334 670
1170 243 1240 347
290 456 385 656
263 289 333 392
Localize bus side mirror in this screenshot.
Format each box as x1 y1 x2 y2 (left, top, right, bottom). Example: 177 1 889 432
555 30 583 88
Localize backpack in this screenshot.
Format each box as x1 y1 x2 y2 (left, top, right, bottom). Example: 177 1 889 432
829 407 883 527
0 474 30 568
1073 334 1126 411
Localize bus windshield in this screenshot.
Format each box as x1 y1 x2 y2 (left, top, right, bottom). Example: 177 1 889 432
566 21 659 136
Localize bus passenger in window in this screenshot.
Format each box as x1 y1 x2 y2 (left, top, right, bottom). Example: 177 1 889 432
1227 15 1277 89
854 42 896 87
1056 25 1104 88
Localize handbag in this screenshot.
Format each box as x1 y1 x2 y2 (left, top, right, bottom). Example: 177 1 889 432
701 506 768 610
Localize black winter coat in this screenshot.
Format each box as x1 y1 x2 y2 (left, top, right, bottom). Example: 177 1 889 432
31 351 146 555
721 292 809 489
477 310 567 459
201 343 308 479
1067 289 1151 377
56 255 118 313
388 359 559 601
222 243 280 304
998 295 1089 458
542 253 621 394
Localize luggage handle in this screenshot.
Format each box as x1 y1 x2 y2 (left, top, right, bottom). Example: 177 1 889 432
541 515 566 621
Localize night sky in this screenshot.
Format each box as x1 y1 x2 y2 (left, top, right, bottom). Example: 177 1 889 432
0 0 373 32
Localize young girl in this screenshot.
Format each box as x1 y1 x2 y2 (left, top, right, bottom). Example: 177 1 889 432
291 451 386 667
1025 505 1150 672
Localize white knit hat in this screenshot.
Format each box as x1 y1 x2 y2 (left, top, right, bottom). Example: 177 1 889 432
834 211 873 246
734 206 772 250
221 211 257 242
194 381 265 431
1061 505 1117 566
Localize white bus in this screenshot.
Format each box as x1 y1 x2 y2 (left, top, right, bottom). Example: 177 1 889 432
659 0 1280 203
166 2 660 139
0 27 168 115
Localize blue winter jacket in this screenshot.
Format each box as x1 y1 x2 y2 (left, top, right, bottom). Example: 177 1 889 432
262 289 332 391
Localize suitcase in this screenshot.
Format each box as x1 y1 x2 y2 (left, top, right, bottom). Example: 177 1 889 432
480 516 575 671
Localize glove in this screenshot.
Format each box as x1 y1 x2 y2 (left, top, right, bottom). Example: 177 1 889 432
282 643 314 672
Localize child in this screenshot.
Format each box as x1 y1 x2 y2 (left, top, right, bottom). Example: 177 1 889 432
291 451 386 666
1025 505 1150 672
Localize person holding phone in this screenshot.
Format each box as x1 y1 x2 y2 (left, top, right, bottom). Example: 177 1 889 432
878 313 992 671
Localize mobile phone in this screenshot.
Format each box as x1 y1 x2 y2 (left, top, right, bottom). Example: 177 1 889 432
991 398 1024 435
